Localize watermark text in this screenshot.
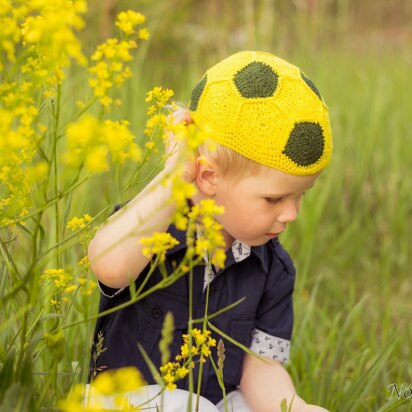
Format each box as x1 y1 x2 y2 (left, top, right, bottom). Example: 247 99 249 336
386 383 412 401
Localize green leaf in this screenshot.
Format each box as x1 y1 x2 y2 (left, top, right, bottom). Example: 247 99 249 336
337 335 398 412
136 343 163 386
0 351 15 401
0 383 34 412
206 321 269 363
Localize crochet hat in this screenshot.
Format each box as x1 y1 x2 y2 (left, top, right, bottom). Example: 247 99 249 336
189 51 332 176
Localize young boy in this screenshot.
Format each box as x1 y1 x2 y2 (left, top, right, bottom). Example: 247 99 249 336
88 51 332 411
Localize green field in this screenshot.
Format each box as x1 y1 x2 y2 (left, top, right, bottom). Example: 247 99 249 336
1 1 411 411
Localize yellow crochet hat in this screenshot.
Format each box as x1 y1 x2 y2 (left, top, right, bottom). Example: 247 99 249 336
189 51 332 176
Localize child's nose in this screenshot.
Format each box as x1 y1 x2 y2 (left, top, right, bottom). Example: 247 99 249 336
277 199 299 223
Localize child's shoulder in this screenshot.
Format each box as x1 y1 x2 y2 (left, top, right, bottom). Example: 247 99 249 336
266 238 296 277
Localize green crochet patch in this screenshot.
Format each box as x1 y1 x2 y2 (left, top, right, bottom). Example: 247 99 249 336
300 71 322 100
283 122 325 166
234 61 278 98
190 75 207 111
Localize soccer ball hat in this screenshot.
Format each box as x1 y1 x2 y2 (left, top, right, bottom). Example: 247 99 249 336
189 51 332 176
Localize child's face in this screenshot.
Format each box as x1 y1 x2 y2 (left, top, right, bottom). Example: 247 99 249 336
214 166 320 247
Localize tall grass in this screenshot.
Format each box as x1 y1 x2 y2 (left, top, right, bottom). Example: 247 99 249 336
1 2 411 410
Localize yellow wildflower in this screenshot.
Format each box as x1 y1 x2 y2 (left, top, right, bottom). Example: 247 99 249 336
88 12 146 108
145 87 174 107
138 28 150 40
78 256 90 269
67 214 93 231
102 120 142 164
60 366 145 411
189 199 226 269
41 268 75 312
140 232 179 262
64 115 141 174
160 328 216 390
115 10 146 35
176 366 189 379
93 366 145 394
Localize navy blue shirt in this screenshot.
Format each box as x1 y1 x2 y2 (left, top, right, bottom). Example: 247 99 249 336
91 204 296 404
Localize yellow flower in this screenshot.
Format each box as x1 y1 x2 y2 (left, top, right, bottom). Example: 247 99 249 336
188 199 226 269
41 268 76 311
78 256 90 269
88 23 143 108
138 28 150 40
67 214 93 231
140 232 179 262
102 120 142 164
92 366 145 395
64 115 141 174
176 366 189 378
145 86 174 106
115 10 146 35
159 328 216 391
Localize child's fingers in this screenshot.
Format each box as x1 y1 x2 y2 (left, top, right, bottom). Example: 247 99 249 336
170 108 194 125
164 109 197 183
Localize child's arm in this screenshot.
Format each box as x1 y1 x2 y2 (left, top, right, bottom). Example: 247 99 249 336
87 109 195 289
240 353 329 412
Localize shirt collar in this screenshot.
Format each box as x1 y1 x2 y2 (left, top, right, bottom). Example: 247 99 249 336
166 222 271 274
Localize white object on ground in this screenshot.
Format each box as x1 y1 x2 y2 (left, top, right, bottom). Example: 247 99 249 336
83 384 219 411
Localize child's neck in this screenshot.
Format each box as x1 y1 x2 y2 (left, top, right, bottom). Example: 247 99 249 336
222 228 235 252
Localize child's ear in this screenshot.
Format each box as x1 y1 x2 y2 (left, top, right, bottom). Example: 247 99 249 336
195 156 218 196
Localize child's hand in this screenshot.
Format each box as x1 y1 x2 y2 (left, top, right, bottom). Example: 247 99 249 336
164 108 197 183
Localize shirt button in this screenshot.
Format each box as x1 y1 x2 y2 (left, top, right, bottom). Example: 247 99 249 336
152 307 163 319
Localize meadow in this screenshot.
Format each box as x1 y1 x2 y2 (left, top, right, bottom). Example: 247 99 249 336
0 1 411 411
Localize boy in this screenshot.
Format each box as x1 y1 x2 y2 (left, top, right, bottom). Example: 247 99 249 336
88 51 332 411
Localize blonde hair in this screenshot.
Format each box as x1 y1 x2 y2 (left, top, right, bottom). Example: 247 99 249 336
170 102 264 183
197 140 264 184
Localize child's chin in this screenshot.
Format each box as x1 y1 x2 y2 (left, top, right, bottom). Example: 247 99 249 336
244 238 272 247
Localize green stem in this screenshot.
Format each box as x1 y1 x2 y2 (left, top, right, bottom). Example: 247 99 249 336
195 253 212 410
53 84 62 269
187 259 194 412
0 165 90 231
60 256 204 331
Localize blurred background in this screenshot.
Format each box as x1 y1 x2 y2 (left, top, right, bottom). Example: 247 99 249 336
83 0 412 89
73 0 411 409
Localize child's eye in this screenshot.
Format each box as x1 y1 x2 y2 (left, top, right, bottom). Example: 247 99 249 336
265 197 282 205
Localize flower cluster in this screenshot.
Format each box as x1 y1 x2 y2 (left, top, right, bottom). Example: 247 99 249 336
0 0 87 228
19 0 87 86
180 329 217 359
140 232 180 262
144 87 175 145
66 213 98 250
188 199 226 269
88 10 149 107
160 328 216 391
0 80 44 227
159 362 190 391
63 115 142 174
168 173 197 230
92 367 145 395
67 214 93 231
41 266 97 311
59 366 145 411
41 268 76 312
115 10 147 37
